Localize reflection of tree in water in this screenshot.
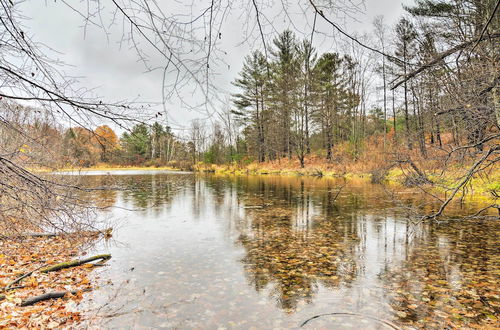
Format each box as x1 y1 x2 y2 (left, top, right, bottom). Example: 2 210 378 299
120 174 188 210
78 175 118 209
234 177 360 312
379 220 499 328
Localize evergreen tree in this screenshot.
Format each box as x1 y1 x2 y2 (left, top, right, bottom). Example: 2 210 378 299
393 18 418 150
121 124 150 162
269 30 300 159
232 50 269 162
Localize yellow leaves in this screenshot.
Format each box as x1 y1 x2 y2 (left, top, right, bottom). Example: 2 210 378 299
18 144 30 153
4 294 14 302
396 311 407 318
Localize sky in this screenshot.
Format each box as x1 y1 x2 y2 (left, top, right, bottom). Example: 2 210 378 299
20 0 414 135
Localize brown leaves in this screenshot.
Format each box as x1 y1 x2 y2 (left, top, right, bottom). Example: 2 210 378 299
379 219 500 328
0 236 99 328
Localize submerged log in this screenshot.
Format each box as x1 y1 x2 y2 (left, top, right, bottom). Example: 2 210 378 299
40 254 111 273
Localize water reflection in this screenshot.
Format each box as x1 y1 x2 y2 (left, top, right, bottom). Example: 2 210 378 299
78 172 498 329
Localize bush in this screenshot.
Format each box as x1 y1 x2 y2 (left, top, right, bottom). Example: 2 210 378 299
370 167 388 184
143 158 165 168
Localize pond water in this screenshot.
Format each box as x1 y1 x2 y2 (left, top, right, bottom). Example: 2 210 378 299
74 171 498 329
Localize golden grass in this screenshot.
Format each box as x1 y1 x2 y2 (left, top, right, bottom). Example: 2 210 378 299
195 134 499 205
30 163 180 173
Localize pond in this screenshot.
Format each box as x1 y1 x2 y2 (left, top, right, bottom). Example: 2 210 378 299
73 171 498 329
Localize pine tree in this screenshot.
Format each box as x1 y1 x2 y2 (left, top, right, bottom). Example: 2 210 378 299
393 18 418 150
313 53 349 161
232 50 269 162
269 30 300 159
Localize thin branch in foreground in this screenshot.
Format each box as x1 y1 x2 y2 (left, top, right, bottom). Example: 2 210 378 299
300 312 400 329
422 145 500 220
308 0 406 65
391 32 500 90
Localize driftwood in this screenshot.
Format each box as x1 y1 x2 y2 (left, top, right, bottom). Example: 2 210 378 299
0 232 57 239
21 289 91 307
41 254 111 273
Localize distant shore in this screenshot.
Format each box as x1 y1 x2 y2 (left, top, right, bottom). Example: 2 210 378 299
33 165 182 173
29 161 498 206
192 162 499 207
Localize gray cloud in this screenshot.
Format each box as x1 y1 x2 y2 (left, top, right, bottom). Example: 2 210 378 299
20 0 414 135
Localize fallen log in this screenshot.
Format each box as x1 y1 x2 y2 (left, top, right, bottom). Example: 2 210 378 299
3 264 47 292
40 254 111 273
0 232 57 239
0 228 113 240
21 289 91 306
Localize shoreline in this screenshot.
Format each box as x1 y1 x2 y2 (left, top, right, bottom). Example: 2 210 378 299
31 163 498 206
0 235 105 328
193 163 499 207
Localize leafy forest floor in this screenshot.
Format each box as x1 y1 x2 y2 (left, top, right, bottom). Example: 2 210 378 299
0 236 106 328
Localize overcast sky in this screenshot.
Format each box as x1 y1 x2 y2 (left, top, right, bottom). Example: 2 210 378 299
21 0 414 135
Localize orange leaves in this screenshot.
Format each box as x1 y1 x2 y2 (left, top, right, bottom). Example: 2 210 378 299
94 125 119 151
0 236 100 328
26 277 39 288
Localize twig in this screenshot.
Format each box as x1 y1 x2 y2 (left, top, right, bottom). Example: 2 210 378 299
308 0 405 65
391 32 500 89
469 0 500 54
300 312 400 329
331 184 344 202
422 146 499 220
464 204 499 219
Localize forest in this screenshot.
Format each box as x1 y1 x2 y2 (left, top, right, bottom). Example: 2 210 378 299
4 0 497 199
0 0 499 328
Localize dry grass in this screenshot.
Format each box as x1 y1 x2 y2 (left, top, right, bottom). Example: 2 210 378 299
197 133 499 205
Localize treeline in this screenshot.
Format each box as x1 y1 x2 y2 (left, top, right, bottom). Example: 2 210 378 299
196 0 499 168
63 123 195 167
232 31 365 167
2 0 497 172
0 103 194 168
